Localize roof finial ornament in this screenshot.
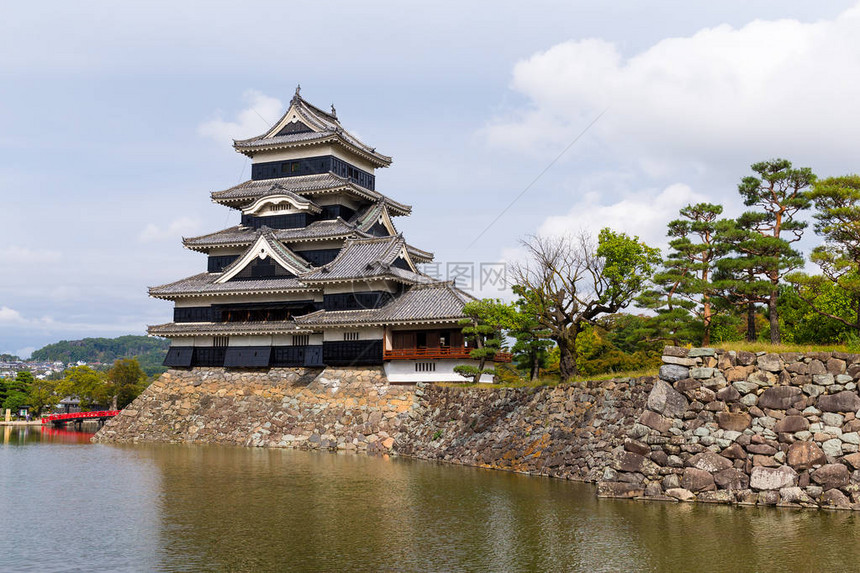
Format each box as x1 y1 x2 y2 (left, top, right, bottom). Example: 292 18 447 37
330 103 337 118
291 84 302 104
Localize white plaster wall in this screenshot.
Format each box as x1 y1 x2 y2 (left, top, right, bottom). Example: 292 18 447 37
193 337 215 347
170 337 194 347
323 327 383 341
229 335 272 347
384 359 494 383
271 333 323 345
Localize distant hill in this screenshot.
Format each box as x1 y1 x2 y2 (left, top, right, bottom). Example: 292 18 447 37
31 335 170 377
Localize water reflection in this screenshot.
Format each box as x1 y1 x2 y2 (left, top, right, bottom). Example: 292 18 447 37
3 432 860 572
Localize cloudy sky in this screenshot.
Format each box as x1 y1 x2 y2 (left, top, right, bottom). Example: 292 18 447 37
2 1 859 357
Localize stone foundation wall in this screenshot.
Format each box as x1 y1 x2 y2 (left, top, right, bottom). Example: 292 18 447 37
94 367 415 453
394 377 652 481
95 348 860 511
599 347 860 510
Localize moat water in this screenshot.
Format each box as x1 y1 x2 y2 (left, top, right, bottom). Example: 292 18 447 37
3 426 860 572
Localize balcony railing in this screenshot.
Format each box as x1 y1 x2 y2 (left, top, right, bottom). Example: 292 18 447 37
383 347 513 362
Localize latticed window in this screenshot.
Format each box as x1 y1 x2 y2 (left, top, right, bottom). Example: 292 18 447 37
214 336 229 348
292 334 309 346
343 332 359 341
415 362 436 372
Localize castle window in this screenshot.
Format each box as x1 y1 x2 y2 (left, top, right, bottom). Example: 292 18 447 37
343 331 359 341
292 334 309 346
214 336 229 348
415 362 435 372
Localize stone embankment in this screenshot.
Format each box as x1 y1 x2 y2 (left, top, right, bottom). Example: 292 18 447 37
94 367 414 454
96 347 860 511
395 378 651 481
599 347 860 510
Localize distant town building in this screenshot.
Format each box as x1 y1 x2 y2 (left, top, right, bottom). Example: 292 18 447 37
149 88 509 382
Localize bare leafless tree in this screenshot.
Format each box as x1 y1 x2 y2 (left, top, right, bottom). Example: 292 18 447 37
511 230 659 382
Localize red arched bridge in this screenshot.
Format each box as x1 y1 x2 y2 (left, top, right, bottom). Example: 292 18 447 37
41 410 119 427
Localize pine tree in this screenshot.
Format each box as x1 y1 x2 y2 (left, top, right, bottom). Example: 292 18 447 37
641 203 729 345
719 159 815 344
510 286 554 381
788 175 860 335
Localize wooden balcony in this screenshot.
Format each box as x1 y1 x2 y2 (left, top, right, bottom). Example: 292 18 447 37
383 347 513 362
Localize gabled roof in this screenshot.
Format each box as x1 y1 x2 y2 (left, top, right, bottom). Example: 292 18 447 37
242 187 322 215
294 282 474 327
232 87 392 168
300 235 430 284
215 232 311 284
210 174 411 215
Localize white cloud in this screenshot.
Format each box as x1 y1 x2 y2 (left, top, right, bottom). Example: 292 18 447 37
0 307 26 325
0 246 61 264
538 183 706 252
485 5 860 173
138 216 201 243
198 90 284 142
0 306 142 335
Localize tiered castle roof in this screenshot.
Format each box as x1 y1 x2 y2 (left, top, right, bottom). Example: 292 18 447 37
148 87 473 357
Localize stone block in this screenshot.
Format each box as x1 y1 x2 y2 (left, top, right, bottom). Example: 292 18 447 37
732 380 759 394
811 464 850 489
823 438 844 458
689 348 717 358
681 467 716 492
787 441 827 470
774 415 809 434
819 488 852 509
647 379 689 417
597 481 644 498
758 354 783 372
624 439 651 456
827 358 847 375
818 391 860 413
714 468 750 490
721 443 747 460
666 487 695 501
690 451 733 473
736 351 756 366
750 465 798 491
616 451 646 472
716 386 741 403
716 412 752 432
758 386 802 410
663 346 690 358
843 452 860 470
659 364 690 384
690 367 717 379
726 366 755 382
663 355 699 367
640 410 672 433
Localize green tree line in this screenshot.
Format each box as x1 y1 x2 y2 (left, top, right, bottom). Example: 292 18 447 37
30 335 169 376
0 358 149 417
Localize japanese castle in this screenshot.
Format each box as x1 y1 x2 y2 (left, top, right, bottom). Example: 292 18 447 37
149 87 509 382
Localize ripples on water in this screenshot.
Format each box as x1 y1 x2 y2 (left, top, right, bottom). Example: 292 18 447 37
1 426 860 572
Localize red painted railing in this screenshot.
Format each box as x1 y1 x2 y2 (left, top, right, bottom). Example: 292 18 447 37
383 348 513 362
41 410 120 424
